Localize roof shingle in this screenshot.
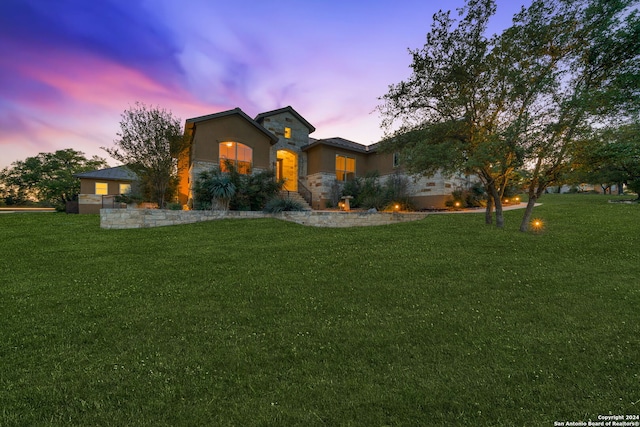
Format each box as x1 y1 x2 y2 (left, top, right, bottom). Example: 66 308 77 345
74 166 138 181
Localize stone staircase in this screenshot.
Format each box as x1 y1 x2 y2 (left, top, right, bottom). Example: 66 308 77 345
279 190 312 211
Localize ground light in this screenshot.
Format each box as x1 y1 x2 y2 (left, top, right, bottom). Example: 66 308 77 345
531 218 545 232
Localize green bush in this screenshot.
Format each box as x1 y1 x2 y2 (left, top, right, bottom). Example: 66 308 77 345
328 180 343 208
447 183 486 209
338 171 415 210
193 162 283 211
263 197 304 213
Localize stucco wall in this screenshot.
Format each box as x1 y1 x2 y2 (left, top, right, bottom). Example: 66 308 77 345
100 208 428 229
190 115 274 169
79 179 129 195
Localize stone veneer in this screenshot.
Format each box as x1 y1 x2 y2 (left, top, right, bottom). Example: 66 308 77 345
100 208 428 229
306 171 337 209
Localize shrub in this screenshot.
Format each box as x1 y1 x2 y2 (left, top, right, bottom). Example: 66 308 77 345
383 172 411 201
263 197 304 213
357 172 385 209
328 180 343 208
340 172 385 210
338 171 416 210
240 170 283 210
192 163 283 211
209 176 236 210
341 178 361 201
383 173 414 211
465 182 486 207
447 183 486 209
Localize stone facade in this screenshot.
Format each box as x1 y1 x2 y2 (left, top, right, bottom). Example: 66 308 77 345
180 106 474 210
256 108 314 193
260 112 311 174
305 172 338 209
80 106 474 215
100 208 429 229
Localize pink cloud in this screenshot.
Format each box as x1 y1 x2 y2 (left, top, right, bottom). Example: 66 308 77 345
0 48 232 168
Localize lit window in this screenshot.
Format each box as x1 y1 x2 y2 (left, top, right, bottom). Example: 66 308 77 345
219 142 252 174
284 127 292 139
95 182 108 195
119 183 131 194
336 155 355 181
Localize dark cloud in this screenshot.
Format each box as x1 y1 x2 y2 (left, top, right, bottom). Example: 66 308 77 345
0 0 185 87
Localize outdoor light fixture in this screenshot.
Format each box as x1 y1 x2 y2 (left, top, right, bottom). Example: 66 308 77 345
394 204 400 210
454 201 461 208
531 218 544 232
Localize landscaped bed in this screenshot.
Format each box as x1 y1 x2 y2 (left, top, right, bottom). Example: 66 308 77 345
1 194 638 426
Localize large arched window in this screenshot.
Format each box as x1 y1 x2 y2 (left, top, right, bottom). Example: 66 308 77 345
219 142 252 174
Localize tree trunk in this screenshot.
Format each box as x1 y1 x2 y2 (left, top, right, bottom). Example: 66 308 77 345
485 195 493 225
519 196 537 232
495 198 505 228
488 184 504 228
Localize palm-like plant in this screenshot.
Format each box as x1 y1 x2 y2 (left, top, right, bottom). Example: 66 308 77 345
209 176 236 210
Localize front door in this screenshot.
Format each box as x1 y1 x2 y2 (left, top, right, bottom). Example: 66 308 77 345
276 150 298 191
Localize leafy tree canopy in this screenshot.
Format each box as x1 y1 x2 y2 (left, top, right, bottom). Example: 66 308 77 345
379 0 639 230
0 149 108 210
103 102 188 208
576 123 640 198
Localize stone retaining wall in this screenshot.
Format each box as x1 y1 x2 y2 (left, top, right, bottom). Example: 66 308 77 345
100 208 428 229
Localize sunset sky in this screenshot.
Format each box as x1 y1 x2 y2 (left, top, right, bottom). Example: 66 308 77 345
0 0 530 170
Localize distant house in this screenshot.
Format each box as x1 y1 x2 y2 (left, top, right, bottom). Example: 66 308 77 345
74 166 137 214
178 106 470 210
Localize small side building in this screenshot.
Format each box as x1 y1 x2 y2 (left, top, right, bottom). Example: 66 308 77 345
75 166 137 214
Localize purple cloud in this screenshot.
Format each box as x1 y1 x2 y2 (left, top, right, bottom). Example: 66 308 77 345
0 0 531 169
0 0 185 88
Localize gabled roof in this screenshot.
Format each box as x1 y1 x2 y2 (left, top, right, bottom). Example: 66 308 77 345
365 141 382 153
303 137 370 153
185 108 278 143
74 166 138 181
255 106 316 133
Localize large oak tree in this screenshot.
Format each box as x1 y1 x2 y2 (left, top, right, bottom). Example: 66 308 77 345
379 0 639 230
516 0 640 230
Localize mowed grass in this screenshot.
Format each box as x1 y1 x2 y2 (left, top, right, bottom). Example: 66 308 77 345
0 194 638 426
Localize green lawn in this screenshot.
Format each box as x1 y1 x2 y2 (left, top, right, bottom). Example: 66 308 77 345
1 194 638 426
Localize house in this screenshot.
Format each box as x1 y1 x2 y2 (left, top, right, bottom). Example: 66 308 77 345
178 106 469 210
74 166 137 214
77 106 469 213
